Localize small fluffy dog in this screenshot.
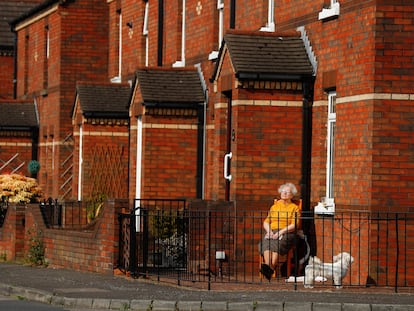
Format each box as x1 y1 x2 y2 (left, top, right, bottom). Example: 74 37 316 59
304 252 354 288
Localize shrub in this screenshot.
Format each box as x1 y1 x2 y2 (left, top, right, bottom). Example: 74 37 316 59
0 174 43 203
26 227 46 266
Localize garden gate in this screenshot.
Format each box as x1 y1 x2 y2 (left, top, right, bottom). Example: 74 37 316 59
118 199 188 278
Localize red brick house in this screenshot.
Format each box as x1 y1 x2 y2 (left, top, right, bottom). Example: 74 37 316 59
1 0 413 284
117 0 414 213
0 101 38 175
129 67 205 201
72 82 131 201
0 1 43 175
0 0 43 100
8 0 109 199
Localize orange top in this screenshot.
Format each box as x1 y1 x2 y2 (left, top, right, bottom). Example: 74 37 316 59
264 200 301 230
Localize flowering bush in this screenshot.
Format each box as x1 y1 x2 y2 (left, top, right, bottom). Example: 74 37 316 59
0 174 43 203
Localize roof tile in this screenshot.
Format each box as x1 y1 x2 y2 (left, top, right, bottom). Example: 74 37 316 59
136 68 205 106
0 101 38 127
76 82 131 116
0 1 43 49
222 31 314 78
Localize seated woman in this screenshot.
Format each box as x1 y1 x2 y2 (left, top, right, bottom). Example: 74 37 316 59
260 182 301 280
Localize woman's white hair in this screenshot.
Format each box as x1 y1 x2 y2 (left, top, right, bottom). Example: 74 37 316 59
278 183 298 196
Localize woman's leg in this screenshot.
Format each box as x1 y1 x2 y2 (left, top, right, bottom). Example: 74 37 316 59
270 251 279 270
263 249 272 266
261 249 275 280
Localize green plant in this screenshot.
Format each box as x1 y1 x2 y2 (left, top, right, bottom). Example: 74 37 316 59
0 252 6 262
150 210 178 240
26 227 46 266
28 160 41 175
86 193 106 222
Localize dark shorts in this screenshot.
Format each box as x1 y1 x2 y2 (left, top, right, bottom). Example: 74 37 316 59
259 231 297 255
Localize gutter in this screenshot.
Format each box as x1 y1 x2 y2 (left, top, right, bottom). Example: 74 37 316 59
12 30 17 99
237 72 313 81
142 102 203 109
157 0 164 66
300 77 315 213
83 112 129 118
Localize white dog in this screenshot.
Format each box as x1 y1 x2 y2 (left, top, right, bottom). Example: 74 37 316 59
304 252 354 288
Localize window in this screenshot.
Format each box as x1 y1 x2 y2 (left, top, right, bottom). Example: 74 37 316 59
318 0 340 21
43 25 49 91
217 0 224 44
142 1 148 36
208 0 224 60
111 10 122 83
173 0 186 67
326 92 336 199
260 0 275 32
45 25 50 59
143 1 149 66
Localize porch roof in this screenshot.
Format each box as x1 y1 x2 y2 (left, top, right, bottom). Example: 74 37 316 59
0 101 38 129
136 68 205 107
211 30 314 83
75 82 131 118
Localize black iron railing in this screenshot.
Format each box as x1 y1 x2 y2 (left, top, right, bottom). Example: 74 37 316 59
119 204 414 291
40 199 100 229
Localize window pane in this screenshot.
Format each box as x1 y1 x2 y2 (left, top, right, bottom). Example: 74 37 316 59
329 93 336 114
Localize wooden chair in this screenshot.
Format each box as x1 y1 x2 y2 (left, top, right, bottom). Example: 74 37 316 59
259 199 302 279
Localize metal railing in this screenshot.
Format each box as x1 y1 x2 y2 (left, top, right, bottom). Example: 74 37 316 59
120 206 414 291
40 198 101 229
118 199 187 276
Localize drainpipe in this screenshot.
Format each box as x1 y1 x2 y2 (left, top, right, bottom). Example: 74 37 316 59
157 0 164 66
301 78 314 213
230 0 236 29
196 104 204 199
195 64 207 199
12 29 18 99
78 125 83 201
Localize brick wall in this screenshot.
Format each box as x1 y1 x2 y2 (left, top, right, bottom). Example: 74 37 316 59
0 205 26 261
0 131 34 176
0 55 14 99
0 200 125 273
141 113 198 199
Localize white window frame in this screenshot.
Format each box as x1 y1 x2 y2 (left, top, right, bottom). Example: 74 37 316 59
318 0 340 20
260 0 275 32
326 92 336 199
143 1 149 67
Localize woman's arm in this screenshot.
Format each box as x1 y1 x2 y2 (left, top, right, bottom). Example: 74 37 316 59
263 221 273 239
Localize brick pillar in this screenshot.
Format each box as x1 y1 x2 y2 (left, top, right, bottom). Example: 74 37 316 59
96 198 127 273
0 204 26 261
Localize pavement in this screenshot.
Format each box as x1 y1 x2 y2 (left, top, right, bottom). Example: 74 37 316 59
0 263 413 311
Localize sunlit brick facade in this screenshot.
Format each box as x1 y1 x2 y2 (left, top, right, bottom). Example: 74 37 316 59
0 0 413 285
5 0 413 213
